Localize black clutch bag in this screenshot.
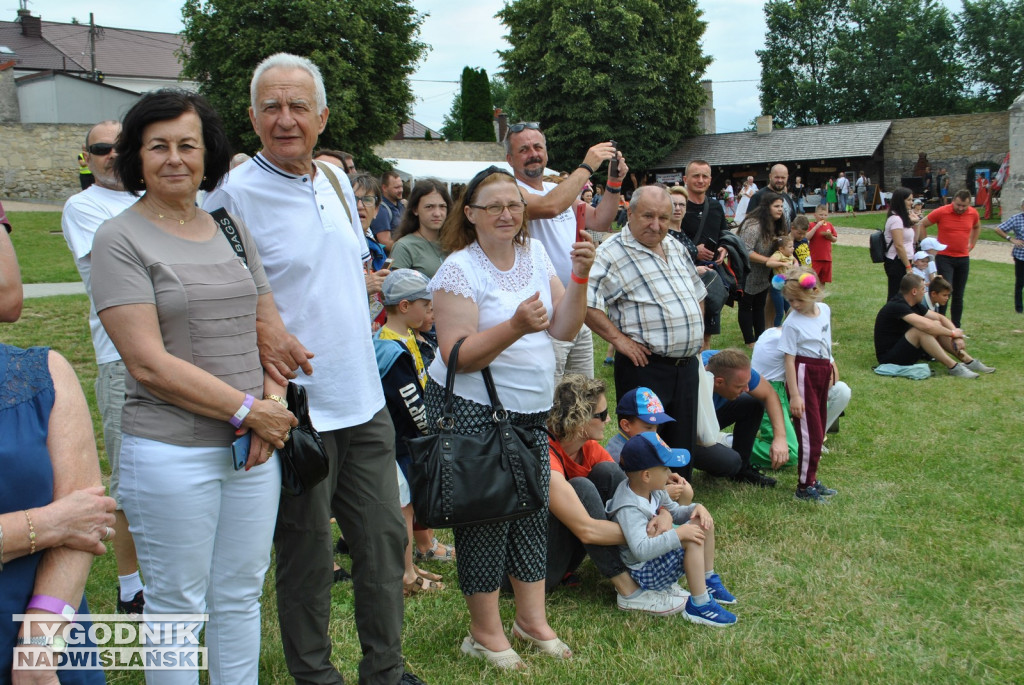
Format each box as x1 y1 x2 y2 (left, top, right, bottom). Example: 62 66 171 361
278 382 329 496
405 338 546 528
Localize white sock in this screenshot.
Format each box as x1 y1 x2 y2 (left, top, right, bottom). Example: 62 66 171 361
704 569 715 580
692 591 711 606
119 572 143 602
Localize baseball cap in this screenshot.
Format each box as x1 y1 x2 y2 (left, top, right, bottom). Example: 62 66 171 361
912 197 924 206
913 250 929 261
919 237 947 252
619 432 690 472
615 387 675 424
381 268 431 306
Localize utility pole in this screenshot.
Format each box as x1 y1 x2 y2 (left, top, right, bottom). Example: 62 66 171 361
89 13 97 80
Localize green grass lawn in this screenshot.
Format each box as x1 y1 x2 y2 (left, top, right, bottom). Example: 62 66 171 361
6 211 81 283
1 244 1022 683
827 209 1004 235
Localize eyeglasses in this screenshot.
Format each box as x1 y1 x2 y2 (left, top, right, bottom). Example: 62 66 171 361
469 202 527 216
87 143 115 156
592 409 609 422
354 195 378 206
506 121 540 136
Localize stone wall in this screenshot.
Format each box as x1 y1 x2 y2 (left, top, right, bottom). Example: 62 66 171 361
0 64 21 123
883 111 1009 193
1006 94 1024 218
374 139 505 162
1 123 88 201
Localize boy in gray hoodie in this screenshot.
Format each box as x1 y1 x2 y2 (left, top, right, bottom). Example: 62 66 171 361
606 433 737 626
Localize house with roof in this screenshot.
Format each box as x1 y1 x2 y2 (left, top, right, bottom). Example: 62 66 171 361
651 112 1009 208
0 8 195 124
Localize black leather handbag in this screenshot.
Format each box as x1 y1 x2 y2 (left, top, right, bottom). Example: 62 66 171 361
404 338 546 529
278 382 330 496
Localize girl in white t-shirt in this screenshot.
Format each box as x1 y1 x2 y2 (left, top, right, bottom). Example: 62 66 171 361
778 268 836 504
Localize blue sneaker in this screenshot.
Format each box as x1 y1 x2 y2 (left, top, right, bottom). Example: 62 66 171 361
683 595 737 627
813 480 837 497
705 573 736 604
794 485 830 503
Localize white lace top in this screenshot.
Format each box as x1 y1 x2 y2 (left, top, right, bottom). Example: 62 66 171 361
428 239 558 413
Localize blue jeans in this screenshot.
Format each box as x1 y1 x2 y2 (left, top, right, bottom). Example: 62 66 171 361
768 287 789 327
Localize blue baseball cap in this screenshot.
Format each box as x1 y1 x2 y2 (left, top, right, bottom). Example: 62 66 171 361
619 432 690 472
616 387 675 424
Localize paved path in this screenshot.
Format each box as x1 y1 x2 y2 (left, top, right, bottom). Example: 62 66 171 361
23 282 87 299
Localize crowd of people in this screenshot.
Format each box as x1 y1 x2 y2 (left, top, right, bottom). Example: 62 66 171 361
0 47 1016 683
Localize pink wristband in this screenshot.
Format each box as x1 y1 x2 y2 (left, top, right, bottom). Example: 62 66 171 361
27 595 76 621
229 394 256 429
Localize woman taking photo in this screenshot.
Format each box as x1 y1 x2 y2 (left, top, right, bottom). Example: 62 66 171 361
426 166 594 670
92 89 297 683
390 178 451 279
883 187 917 300
737 191 788 346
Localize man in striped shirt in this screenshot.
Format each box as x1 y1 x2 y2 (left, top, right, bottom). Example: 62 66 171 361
586 185 707 476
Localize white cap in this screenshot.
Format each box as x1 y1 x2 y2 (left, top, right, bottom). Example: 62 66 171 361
913 250 929 261
920 237 947 252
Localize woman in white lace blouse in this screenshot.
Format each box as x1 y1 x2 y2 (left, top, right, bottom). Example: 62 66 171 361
425 166 594 670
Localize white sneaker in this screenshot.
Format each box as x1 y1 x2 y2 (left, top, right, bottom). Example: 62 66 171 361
965 359 995 374
948 363 979 379
717 432 734 448
668 582 691 598
617 589 686 615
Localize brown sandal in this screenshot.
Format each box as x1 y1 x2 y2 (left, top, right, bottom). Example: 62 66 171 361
403 575 445 597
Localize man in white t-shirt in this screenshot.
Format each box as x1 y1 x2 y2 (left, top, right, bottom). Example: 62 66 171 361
60 119 145 616
203 54 418 685
505 122 625 384
836 172 851 213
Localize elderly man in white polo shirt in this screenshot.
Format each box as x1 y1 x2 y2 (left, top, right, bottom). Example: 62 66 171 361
204 53 420 685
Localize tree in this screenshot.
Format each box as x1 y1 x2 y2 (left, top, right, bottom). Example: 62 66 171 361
180 0 426 167
497 0 711 173
441 75 518 141
460 67 495 142
756 0 850 127
959 0 1024 111
758 0 965 126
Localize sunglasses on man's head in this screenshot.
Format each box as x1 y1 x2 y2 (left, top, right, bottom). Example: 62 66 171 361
87 143 115 156
505 121 540 136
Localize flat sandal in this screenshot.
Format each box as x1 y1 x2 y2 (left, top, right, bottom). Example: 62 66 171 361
460 635 525 670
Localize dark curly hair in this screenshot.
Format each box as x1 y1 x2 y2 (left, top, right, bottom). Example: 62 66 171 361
115 89 231 197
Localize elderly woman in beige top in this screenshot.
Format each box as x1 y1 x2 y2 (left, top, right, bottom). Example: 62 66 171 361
92 89 296 684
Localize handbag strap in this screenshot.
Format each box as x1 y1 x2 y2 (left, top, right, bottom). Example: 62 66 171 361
313 161 353 221
438 337 508 425
211 208 247 267
693 197 710 246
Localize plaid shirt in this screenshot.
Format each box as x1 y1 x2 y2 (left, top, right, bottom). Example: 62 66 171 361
588 229 706 358
999 212 1024 261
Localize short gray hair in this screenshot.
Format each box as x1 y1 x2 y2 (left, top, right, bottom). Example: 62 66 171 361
629 184 670 211
250 53 328 114
85 120 119 148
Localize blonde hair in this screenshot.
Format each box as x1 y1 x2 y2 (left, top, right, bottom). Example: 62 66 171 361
669 185 689 200
547 374 606 442
781 266 826 303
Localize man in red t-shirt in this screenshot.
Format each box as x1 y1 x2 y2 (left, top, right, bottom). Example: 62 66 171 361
916 189 980 327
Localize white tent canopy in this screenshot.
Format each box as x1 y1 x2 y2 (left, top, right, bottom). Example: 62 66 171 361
386 158 558 187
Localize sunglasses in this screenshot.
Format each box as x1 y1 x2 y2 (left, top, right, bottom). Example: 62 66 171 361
506 121 540 136
87 143 115 156
593 409 609 421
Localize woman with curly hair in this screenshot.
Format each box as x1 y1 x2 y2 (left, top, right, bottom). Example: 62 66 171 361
545 375 687 616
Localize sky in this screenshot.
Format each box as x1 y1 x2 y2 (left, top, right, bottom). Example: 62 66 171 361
7 1 951 135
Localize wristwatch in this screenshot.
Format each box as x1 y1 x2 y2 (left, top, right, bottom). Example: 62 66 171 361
17 634 67 653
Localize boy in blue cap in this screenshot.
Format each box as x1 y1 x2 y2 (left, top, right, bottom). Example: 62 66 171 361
606 433 737 626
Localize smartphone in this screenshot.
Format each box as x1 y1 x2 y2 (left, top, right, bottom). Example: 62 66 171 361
608 140 619 178
382 258 394 269
231 432 251 471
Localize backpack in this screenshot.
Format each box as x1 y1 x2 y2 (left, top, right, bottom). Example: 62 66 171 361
869 229 892 263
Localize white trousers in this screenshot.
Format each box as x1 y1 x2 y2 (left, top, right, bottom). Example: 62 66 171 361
826 381 852 432
120 433 281 685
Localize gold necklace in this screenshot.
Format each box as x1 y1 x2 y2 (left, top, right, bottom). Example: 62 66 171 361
153 207 197 225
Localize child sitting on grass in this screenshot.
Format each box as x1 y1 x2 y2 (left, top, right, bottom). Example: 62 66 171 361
779 268 837 504
911 250 934 285
606 433 737 626
925 275 951 313
605 387 693 505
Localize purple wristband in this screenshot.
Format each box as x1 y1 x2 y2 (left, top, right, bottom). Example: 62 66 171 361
27 595 76 621
229 394 256 429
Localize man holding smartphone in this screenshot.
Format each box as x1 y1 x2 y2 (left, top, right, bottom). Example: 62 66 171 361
680 160 729 350
504 121 626 383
